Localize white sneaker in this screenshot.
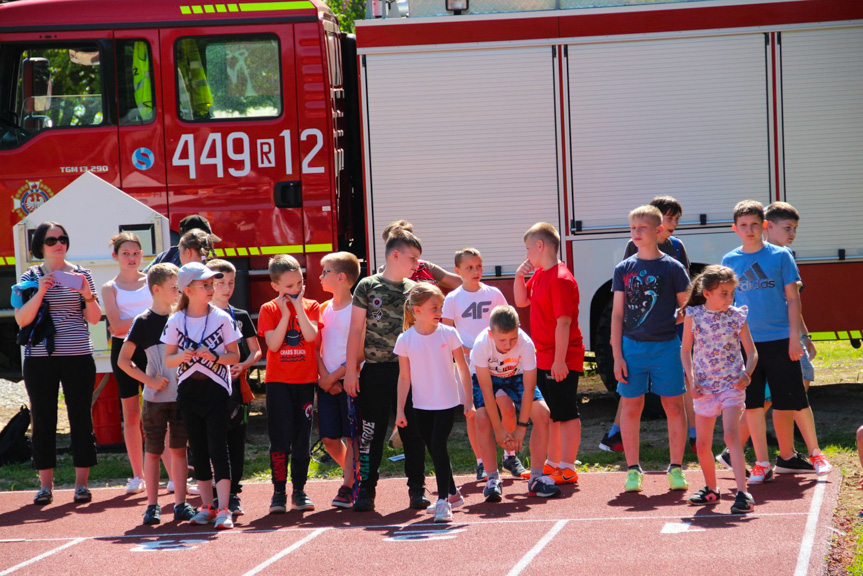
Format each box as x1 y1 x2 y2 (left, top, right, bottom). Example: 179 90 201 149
214 507 234 530
166 480 175 493
809 452 833 476
433 499 453 523
426 490 464 513
126 477 145 494
169 480 199 495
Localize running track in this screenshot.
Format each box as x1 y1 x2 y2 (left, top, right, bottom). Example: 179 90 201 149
0 470 838 576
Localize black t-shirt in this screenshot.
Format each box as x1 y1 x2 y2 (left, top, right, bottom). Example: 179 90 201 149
125 309 176 402
223 306 256 402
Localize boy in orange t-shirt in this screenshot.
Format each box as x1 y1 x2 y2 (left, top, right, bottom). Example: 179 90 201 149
258 255 320 514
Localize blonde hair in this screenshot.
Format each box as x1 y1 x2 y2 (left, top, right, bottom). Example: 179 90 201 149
268 254 301 282
628 205 662 227
381 220 414 242
207 258 236 275
523 222 560 251
179 229 215 262
147 263 179 293
110 232 142 254
685 265 738 308
489 305 519 334
321 251 361 284
733 200 765 224
454 247 481 267
403 283 445 331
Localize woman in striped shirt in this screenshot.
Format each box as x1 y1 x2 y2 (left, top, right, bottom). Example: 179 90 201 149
14 222 103 506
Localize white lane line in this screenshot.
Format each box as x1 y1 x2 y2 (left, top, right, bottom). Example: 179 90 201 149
240 528 327 576
793 478 828 576
0 537 85 575
506 519 568 576
0 511 809 544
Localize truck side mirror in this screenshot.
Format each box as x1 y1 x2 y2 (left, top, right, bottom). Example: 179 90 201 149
22 57 52 113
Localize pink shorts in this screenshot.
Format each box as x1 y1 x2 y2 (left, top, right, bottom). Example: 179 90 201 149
692 388 746 418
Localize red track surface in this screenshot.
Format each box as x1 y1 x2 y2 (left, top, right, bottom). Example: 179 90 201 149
0 470 838 576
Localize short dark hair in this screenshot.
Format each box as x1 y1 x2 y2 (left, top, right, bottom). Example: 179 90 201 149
30 221 69 259
385 228 422 256
733 200 765 224
764 201 800 223
650 196 683 218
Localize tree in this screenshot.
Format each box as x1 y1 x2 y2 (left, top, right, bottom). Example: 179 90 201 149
326 0 365 33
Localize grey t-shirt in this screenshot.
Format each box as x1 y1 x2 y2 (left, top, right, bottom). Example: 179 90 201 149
125 309 178 402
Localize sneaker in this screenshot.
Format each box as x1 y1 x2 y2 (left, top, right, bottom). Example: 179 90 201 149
809 453 833 476
433 499 453 523
599 431 624 453
189 504 216 525
33 487 53 505
475 462 487 481
353 488 375 512
688 486 720 506
214 507 234 530
125 477 145 495
143 503 161 525
229 494 244 516
483 478 503 503
173 502 197 522
624 469 644 493
549 467 578 485
291 491 315 512
502 455 528 478
667 467 689 491
528 475 562 498
332 486 353 509
409 487 431 510
543 463 556 476
775 453 816 474
426 491 464 513
186 482 200 496
748 463 774 485
73 486 92 503
730 490 755 514
269 491 288 514
715 448 751 477
166 480 175 493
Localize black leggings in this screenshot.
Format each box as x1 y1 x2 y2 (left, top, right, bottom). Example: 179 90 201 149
177 377 231 483
415 407 457 499
227 406 248 495
266 382 314 492
24 355 97 470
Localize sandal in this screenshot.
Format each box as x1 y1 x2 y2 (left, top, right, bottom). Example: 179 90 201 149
33 487 53 505
73 486 92 503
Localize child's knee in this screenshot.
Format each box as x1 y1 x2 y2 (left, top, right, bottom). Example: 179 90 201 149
696 435 713 453
475 409 491 429
531 403 550 425
661 396 685 417
496 396 516 416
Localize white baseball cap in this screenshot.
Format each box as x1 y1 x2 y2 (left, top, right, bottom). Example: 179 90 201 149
177 262 223 290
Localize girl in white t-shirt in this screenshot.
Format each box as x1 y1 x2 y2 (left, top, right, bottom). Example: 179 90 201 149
163 262 240 529
395 284 474 523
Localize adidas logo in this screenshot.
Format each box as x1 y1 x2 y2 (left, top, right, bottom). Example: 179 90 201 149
738 262 775 291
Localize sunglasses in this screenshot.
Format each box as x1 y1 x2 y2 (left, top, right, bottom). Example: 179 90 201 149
43 235 69 247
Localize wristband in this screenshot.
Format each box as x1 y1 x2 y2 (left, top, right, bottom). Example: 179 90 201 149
802 334 812 340
517 421 529 428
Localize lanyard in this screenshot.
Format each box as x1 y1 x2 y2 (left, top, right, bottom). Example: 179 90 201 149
183 304 210 350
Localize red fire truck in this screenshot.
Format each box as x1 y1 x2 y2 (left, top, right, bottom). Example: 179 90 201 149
1 0 861 388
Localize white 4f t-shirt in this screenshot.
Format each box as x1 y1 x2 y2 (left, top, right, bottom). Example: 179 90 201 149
161 305 241 394
471 328 537 379
320 300 352 374
394 324 464 410
442 283 507 351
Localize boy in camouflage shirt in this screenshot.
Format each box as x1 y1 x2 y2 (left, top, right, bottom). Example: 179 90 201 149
344 229 428 512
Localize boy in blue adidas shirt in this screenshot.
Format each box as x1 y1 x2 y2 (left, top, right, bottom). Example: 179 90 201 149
721 200 832 485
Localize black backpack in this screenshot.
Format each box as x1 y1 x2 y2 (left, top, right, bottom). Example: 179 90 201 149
0 405 31 466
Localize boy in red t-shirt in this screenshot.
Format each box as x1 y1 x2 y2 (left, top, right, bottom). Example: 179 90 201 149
514 222 585 485
258 255 320 514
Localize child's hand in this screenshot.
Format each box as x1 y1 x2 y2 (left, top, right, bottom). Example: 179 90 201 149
691 383 705 399
196 348 217 362
275 294 290 314
230 364 244 379
614 357 628 384
551 360 569 382
146 375 169 391
734 371 751 390
789 338 804 361
515 260 534 278
181 348 196 364
804 338 817 359
329 382 343 395
318 372 334 391
464 402 475 419
512 427 526 452
287 286 305 306
395 411 408 428
493 426 513 450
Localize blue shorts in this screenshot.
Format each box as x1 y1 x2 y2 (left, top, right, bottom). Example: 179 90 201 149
472 373 543 414
316 384 352 440
617 336 686 398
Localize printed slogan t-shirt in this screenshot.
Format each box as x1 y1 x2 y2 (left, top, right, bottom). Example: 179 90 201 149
258 297 320 383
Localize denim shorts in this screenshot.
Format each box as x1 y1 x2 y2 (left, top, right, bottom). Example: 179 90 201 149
617 336 686 398
472 373 543 414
